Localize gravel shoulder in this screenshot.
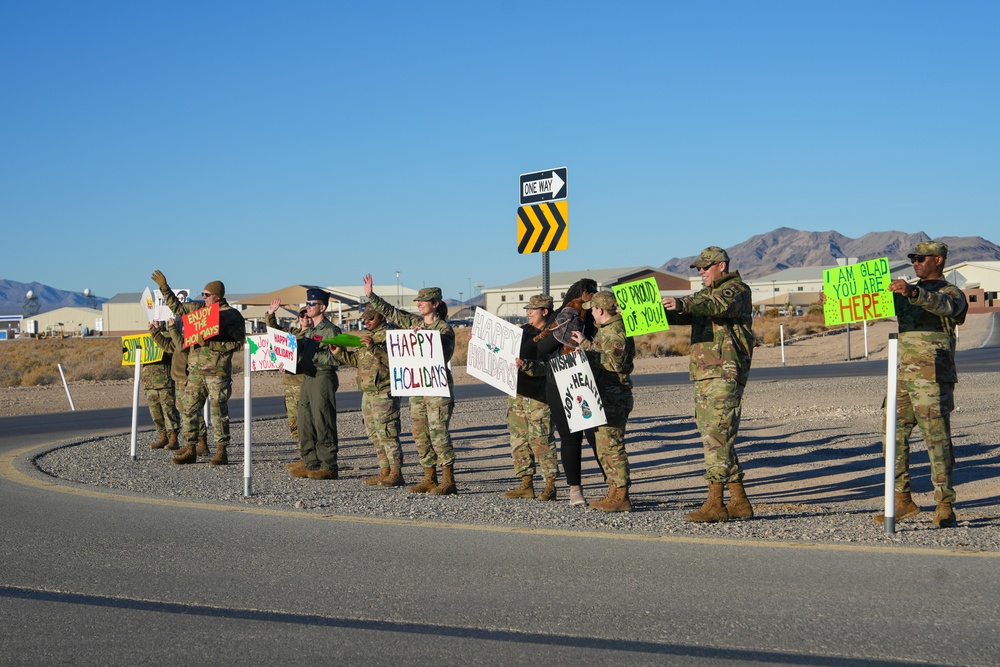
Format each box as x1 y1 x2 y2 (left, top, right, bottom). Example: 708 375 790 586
17 313 1000 554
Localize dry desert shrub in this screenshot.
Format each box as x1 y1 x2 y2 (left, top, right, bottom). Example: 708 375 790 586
0 338 131 388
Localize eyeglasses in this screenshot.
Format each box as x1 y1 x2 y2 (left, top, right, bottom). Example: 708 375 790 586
201 292 213 298
306 301 321 307
697 263 718 271
908 254 931 263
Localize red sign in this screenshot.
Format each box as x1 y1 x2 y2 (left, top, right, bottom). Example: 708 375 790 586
182 302 220 348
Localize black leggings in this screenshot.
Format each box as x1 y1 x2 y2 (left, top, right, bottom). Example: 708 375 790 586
545 381 601 486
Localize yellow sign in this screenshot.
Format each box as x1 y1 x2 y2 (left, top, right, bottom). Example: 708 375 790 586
121 334 165 366
517 201 568 253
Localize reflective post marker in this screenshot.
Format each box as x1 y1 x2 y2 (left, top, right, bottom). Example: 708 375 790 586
130 343 142 460
243 341 253 497
883 334 899 535
779 324 785 366
58 363 76 411
864 319 870 360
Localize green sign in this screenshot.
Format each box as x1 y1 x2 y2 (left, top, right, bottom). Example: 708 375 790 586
823 257 896 326
612 277 669 337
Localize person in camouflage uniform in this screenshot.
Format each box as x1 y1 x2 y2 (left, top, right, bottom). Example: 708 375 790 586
151 271 245 467
363 274 459 495
333 309 404 487
503 295 559 501
663 246 755 523
571 291 635 512
876 241 967 529
141 323 180 450
264 300 309 443
150 316 208 453
287 288 342 480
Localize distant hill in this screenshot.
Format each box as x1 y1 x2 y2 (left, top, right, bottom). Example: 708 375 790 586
661 228 1000 280
0 280 107 316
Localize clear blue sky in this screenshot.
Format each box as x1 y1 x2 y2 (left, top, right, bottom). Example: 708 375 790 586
2 1 997 302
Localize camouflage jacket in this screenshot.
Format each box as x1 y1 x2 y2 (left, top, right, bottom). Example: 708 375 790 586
366 292 456 363
161 286 245 377
578 314 634 392
296 317 342 377
150 322 189 384
665 271 754 384
140 358 173 390
895 279 967 383
265 311 305 387
334 323 391 394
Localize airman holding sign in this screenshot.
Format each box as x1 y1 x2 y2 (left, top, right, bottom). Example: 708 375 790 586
823 257 896 326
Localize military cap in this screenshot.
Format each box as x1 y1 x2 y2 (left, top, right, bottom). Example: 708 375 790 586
524 294 554 310
361 308 381 321
306 288 329 304
297 307 308 317
909 241 948 260
582 290 618 312
414 287 442 302
203 280 225 298
690 246 730 269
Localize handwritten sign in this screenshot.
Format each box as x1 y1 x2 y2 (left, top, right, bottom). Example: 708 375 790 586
247 334 281 372
140 287 155 323
153 288 190 321
612 277 669 336
121 333 165 366
548 350 606 432
267 326 298 374
386 329 450 397
823 257 896 326
467 309 522 396
182 302 220 348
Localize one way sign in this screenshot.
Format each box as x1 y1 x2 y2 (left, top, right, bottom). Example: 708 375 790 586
519 167 567 205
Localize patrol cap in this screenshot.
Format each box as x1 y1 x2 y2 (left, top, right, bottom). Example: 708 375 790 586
306 288 329 304
690 246 730 269
909 241 948 260
361 308 382 321
581 291 618 312
414 287 442 302
524 294 554 310
203 280 225 298
297 307 308 317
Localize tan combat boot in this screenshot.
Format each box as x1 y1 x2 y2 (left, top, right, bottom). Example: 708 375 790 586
536 476 557 501
150 431 168 449
165 432 179 450
172 446 197 465
932 502 957 528
503 475 535 499
429 466 457 495
365 467 390 486
378 466 405 488
685 482 729 523
589 484 632 512
408 467 438 494
306 467 337 480
196 436 210 457
873 492 921 524
726 481 754 520
209 443 228 466
285 459 306 471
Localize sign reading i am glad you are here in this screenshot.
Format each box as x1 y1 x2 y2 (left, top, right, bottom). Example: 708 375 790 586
823 257 896 326
466 309 522 396
612 277 669 337
386 329 451 397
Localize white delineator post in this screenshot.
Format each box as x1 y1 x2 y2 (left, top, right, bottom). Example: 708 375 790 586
779 324 785 366
863 319 870 359
57 363 76 411
130 343 142 460
243 341 253 497
883 333 899 535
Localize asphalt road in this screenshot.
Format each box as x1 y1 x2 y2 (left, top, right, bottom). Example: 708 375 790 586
2 328 999 665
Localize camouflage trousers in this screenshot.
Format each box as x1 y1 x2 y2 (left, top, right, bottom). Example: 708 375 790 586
363 392 402 470
891 379 956 503
694 378 746 483
175 380 207 440
594 387 633 489
181 372 232 447
284 383 301 439
410 394 454 469
145 385 180 434
506 395 557 479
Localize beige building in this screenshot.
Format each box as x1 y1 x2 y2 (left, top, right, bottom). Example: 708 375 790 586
20 307 104 338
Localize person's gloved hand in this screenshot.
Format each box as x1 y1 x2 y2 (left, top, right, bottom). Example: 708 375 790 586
151 270 169 291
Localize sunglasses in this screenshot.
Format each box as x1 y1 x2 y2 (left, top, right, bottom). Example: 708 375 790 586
201 292 213 298
908 254 933 263
306 301 322 307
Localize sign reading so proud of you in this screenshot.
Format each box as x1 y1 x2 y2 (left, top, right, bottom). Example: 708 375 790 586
612 277 668 337
823 257 896 326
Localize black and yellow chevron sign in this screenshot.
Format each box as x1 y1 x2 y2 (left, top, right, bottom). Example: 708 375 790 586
517 201 568 254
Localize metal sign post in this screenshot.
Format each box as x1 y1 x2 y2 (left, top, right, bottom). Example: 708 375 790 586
518 167 568 296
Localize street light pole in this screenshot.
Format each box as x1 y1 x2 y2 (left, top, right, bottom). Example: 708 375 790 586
396 271 400 308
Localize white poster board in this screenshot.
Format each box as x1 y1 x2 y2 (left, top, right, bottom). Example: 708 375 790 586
141 287 155 323
548 350 607 432
466 309 522 396
386 329 450 397
267 326 298 374
141 287 192 322
247 334 281 372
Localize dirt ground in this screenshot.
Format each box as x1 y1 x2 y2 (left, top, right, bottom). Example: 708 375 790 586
1 315 992 417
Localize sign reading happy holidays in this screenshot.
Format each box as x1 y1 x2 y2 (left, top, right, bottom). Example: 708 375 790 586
182 302 220 348
386 329 450 397
266 326 298 374
612 277 669 337
823 257 896 326
548 350 606 432
466 309 522 396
